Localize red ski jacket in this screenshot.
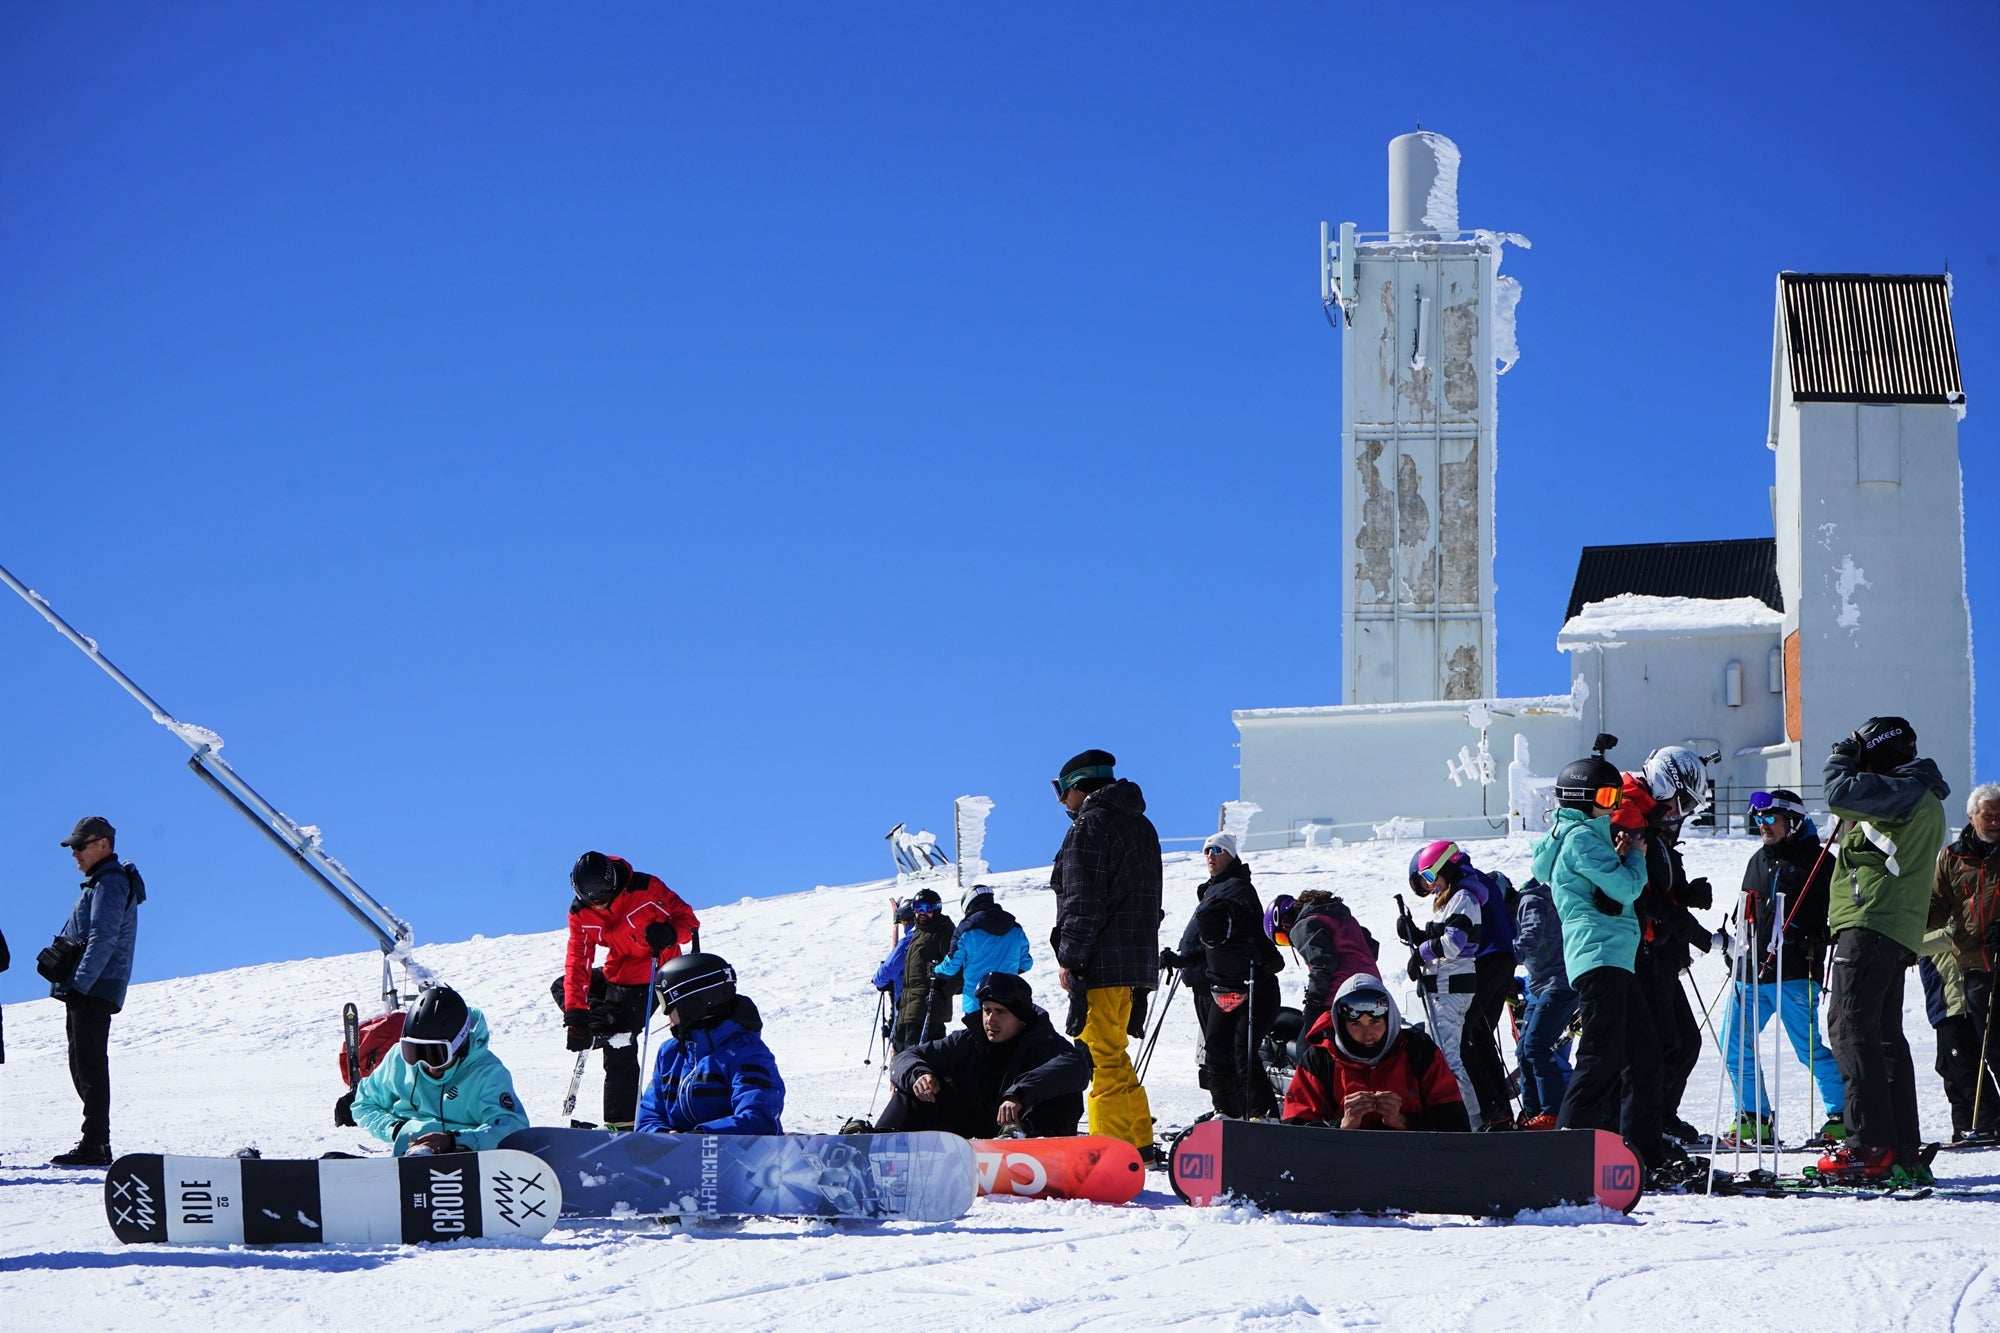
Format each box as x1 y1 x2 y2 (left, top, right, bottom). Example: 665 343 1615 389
1281 1009 1469 1132
563 858 701 1010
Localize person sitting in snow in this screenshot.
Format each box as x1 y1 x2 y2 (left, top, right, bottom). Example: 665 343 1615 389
637 953 785 1135
934 885 1033 1016
1281 974 1469 1131
876 972 1092 1138
352 985 529 1155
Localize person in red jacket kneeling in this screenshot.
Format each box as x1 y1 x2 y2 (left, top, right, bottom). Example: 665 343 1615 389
551 851 701 1129
1282 974 1470 1131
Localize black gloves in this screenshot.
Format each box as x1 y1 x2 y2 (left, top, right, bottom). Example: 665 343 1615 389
644 921 678 953
1160 947 1181 972
563 1008 594 1051
1829 734 1862 768
1406 955 1424 982
1395 916 1421 946
1683 877 1713 910
1591 887 1624 916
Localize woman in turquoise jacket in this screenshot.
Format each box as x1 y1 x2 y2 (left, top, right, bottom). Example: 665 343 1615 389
934 888 1034 1015
353 988 529 1155
1532 755 1670 1175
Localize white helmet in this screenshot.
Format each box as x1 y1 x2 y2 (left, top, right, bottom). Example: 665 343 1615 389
1643 746 1709 815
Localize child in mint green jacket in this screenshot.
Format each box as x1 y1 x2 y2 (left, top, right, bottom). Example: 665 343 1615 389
354 987 528 1155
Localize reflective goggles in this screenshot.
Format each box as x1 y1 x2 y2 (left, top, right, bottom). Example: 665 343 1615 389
1593 785 1623 809
1050 764 1114 798
1336 997 1391 1023
399 1021 472 1073
1271 927 1291 948
1748 790 1807 818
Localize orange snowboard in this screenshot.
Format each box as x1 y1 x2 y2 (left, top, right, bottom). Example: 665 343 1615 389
970 1135 1146 1204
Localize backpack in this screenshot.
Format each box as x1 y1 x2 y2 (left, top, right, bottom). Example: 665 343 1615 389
333 1008 407 1127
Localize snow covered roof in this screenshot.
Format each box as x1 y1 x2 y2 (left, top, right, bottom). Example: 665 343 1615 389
1557 594 1783 648
1233 691 1579 723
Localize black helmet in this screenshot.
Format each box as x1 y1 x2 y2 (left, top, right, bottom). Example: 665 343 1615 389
400 985 473 1073
1555 755 1622 811
655 953 738 1030
908 888 943 914
570 851 626 906
1857 716 1918 771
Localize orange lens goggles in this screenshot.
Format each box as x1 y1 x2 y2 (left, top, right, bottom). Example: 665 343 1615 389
1594 785 1623 808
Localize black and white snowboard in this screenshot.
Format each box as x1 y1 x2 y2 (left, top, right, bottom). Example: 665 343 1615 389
104 1150 560 1245
1169 1120 1644 1218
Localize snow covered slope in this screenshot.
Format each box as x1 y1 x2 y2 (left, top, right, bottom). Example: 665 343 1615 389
3 835 1995 1331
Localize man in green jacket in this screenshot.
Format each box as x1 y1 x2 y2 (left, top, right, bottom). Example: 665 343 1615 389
1818 716 1951 1183
353 986 529 1155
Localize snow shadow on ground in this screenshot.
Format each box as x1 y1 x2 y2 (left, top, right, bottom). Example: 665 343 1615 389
0 1248 395 1274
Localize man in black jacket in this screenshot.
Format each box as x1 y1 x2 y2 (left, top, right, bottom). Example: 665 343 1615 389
1182 833 1283 1118
1048 749 1161 1151
1631 778 1715 1145
878 973 1093 1137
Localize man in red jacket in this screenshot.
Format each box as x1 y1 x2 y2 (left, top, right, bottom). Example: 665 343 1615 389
551 851 701 1128
1282 974 1470 1131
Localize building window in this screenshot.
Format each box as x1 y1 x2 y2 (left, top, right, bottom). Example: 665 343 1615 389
1725 660 1743 708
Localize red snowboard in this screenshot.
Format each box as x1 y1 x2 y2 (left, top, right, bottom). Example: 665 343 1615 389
970 1135 1146 1204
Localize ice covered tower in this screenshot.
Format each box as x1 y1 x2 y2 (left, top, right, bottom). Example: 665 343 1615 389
1321 132 1522 703
1768 273 1973 795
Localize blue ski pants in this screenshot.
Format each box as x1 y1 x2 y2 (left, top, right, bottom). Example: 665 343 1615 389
1719 978 1844 1118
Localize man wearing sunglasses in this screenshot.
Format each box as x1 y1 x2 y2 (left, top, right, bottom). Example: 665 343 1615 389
1048 749 1161 1155
46 816 146 1168
1715 789 1844 1148
1925 782 2000 1144
353 985 528 1156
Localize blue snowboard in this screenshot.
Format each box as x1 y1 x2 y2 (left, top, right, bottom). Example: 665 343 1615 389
501 1127 976 1222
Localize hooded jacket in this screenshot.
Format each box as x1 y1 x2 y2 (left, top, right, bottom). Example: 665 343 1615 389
897 911 957 1035
1533 807 1648 979
1049 779 1164 992
1281 977 1469 1131
935 896 1034 1014
637 995 785 1135
1190 865 1285 992
563 857 702 1010
1824 754 1951 955
351 1008 529 1154
873 930 912 1004
1931 824 2000 975
891 1005 1092 1135
1288 895 1381 1034
54 858 145 1012
1729 821 1832 983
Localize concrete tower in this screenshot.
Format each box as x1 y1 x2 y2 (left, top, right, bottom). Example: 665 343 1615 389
1767 273 1973 797
1323 133 1521 703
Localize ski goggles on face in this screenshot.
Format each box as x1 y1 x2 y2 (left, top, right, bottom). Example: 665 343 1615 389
1336 997 1391 1023
1592 785 1623 809
400 1020 472 1073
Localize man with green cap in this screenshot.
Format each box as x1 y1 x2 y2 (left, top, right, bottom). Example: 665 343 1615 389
1048 749 1162 1154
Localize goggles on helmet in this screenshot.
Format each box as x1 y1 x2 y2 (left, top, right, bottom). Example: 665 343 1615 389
1748 790 1807 818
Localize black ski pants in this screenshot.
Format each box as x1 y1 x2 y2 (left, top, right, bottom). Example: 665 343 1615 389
1557 966 1666 1166
1933 1013 2000 1135
875 1081 1081 1139
1826 927 1920 1157
1461 951 1517 1125
65 994 116 1148
550 970 651 1126
1635 952 1701 1123
1205 975 1281 1119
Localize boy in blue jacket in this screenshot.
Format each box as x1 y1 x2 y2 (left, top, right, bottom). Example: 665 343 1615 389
1533 751 1680 1180
934 887 1033 1015
638 953 785 1136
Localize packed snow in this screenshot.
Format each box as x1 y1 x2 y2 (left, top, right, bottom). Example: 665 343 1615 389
4 835 1997 1331
1558 594 1785 645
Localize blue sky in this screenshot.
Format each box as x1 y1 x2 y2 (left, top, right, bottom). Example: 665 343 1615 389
3 3 1995 1002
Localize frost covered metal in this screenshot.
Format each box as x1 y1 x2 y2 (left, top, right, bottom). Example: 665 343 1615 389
1322 132 1523 705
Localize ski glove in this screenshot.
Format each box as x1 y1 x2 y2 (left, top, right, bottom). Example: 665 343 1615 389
1591 887 1624 916
1405 955 1424 983
565 1025 593 1052
1682 877 1714 910
643 921 677 953
1159 948 1182 972
1395 916 1421 946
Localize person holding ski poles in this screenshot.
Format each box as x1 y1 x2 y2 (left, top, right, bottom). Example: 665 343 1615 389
1180 833 1284 1119
1929 782 2000 1144
1714 789 1844 1146
1630 749 1719 1147
1398 839 1515 1129
1818 717 1951 1184
552 850 700 1129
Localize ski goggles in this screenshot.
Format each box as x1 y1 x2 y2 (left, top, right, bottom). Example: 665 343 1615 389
1336 996 1391 1023
1051 765 1114 797
1415 842 1462 884
400 1019 472 1073
1748 791 1808 819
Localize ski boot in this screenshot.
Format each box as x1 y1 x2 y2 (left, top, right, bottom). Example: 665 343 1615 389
1519 1113 1560 1131
1811 1143 1895 1183
1953 1124 2000 1147
1666 1117 1714 1148
1804 1115 1847 1147
1718 1112 1773 1148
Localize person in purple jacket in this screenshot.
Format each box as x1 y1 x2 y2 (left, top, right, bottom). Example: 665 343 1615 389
1399 840 1518 1130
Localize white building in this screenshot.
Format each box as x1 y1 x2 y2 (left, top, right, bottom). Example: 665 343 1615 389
1234 226 1973 844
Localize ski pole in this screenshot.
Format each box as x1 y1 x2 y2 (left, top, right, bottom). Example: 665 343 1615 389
1772 893 1785 1155
630 957 660 1131
862 988 887 1065
1136 969 1182 1084
1394 894 1441 1036
1974 978 2000 1130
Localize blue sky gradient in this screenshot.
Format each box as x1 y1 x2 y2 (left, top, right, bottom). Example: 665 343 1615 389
4 3 1995 1001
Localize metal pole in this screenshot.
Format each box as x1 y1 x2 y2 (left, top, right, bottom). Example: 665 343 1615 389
1773 893 1786 1155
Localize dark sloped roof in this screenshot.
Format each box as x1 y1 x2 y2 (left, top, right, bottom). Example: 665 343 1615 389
1566 539 1782 621
1780 273 1962 404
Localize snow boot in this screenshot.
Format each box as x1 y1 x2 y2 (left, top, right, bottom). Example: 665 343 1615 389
50 1141 112 1168
1814 1143 1894 1182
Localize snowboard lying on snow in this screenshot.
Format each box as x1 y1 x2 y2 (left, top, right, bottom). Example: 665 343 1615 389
503 1126 977 1221
104 1150 560 1245
1168 1121 1643 1218
970 1135 1145 1204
